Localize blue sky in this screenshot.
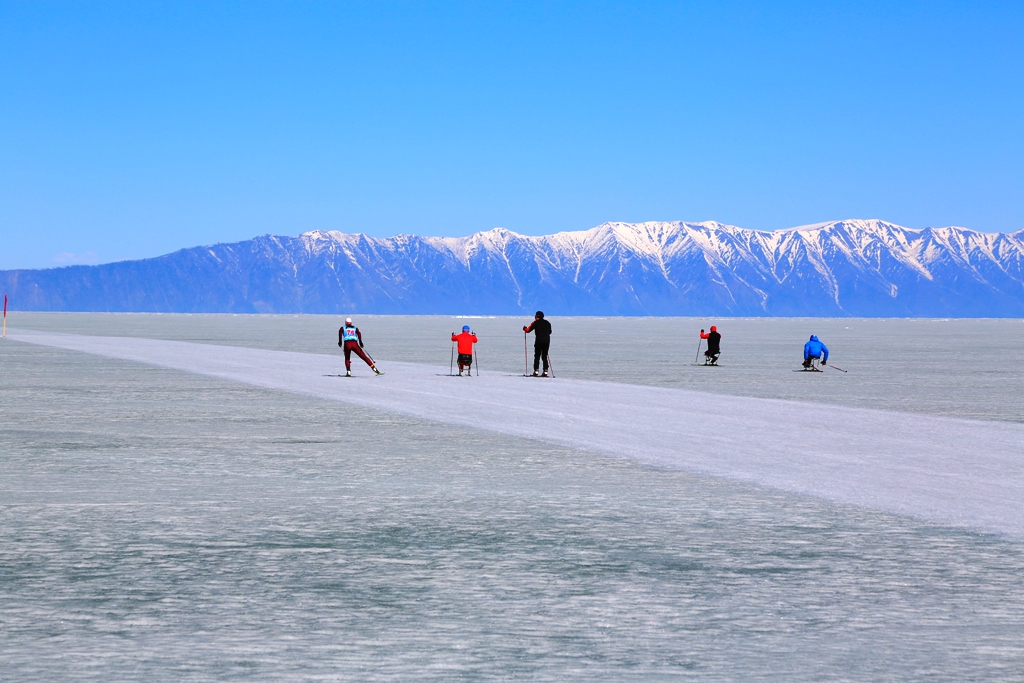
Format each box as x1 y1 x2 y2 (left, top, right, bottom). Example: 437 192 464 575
1 1 1022 269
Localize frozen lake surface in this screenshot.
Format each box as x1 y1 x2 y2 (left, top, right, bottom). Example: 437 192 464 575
8 327 1024 536
2 314 1024 680
14 313 1024 422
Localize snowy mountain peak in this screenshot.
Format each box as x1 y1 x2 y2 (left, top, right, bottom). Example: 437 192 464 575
4 220 1023 315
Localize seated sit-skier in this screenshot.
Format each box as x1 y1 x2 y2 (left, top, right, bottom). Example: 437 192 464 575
451 325 478 376
699 326 721 365
338 317 381 377
802 335 829 370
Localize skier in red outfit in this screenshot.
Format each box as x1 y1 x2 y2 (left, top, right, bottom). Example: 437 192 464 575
699 325 721 365
451 325 478 376
338 318 381 376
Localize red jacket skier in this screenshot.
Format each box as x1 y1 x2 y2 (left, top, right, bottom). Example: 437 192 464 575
451 326 478 376
338 318 381 377
699 325 721 365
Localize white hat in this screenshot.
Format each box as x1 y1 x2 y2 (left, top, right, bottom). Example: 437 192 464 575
345 317 353 324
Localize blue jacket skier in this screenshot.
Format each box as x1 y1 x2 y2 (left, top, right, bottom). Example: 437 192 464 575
802 335 829 369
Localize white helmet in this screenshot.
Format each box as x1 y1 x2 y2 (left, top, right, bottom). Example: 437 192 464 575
345 317 353 324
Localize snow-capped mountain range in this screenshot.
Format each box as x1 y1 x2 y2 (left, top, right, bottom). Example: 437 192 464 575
4 219 1024 316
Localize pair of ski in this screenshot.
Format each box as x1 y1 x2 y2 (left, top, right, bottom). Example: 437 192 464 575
329 346 383 377
327 355 384 378
798 363 848 373
325 372 384 377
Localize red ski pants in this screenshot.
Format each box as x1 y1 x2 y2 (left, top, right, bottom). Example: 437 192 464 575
344 340 374 370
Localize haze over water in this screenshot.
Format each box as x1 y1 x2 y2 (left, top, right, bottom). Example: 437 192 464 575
2 314 1023 680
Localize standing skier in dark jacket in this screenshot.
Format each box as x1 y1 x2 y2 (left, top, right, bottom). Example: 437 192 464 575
699 325 721 365
524 311 552 377
338 317 382 377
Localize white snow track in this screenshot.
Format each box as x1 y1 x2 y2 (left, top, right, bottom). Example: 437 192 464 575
9 329 1024 536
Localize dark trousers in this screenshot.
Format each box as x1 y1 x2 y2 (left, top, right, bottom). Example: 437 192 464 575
533 340 550 372
344 341 374 370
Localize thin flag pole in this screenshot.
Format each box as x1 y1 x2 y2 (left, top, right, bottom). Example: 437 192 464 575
2 294 6 338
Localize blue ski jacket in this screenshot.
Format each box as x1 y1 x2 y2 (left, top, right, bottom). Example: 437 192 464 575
804 335 829 362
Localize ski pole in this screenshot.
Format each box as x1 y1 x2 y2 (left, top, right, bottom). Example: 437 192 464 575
695 337 702 363
827 363 848 373
524 331 528 376
548 353 555 378
474 347 479 377
450 337 455 376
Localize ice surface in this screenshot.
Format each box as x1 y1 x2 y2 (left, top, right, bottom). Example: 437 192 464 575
10 328 1023 536
5 322 1024 680
16 313 1022 422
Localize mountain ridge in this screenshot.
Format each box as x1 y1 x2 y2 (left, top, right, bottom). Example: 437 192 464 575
3 219 1024 316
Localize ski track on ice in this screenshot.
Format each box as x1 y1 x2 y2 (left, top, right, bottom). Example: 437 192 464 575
8 329 1024 536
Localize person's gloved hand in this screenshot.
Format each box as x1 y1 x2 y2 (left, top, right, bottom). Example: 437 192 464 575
523 326 528 332
701 329 704 334
337 341 342 347
360 343 364 349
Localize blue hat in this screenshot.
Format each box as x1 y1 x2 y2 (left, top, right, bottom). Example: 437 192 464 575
462 325 471 332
